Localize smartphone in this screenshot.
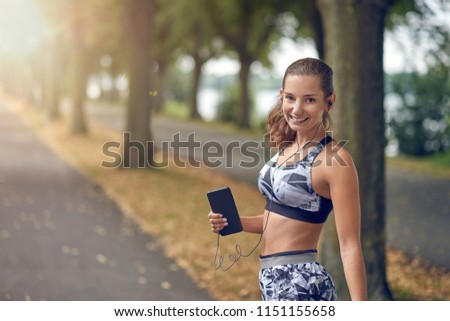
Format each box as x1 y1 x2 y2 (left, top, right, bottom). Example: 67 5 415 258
207 187 243 236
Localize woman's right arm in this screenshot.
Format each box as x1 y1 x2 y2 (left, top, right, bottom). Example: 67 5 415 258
208 212 264 234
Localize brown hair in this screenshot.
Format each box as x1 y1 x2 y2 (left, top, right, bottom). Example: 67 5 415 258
267 58 334 149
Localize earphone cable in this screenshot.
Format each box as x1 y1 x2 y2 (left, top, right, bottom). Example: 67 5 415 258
213 119 324 271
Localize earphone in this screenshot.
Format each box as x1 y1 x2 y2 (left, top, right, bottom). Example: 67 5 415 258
213 120 324 271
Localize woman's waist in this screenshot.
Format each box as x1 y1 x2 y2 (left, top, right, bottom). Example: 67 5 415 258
262 213 322 253
261 243 319 258
259 249 318 269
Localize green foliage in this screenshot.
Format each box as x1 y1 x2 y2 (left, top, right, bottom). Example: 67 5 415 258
204 0 296 67
216 83 253 123
387 66 450 156
154 0 223 60
385 0 450 157
386 0 422 30
387 0 449 68
162 66 190 102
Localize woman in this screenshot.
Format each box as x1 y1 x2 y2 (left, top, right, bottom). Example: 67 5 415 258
209 58 367 301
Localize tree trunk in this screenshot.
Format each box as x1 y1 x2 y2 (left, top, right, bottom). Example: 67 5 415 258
45 38 61 121
309 2 325 60
190 54 203 120
238 56 252 129
154 60 166 113
69 5 88 135
316 0 393 300
124 0 154 168
70 49 89 134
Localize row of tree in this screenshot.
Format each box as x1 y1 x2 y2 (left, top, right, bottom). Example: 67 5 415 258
0 0 448 300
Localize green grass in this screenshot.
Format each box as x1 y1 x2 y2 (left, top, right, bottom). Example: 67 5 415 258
162 100 190 120
427 151 450 169
387 151 450 179
161 100 265 138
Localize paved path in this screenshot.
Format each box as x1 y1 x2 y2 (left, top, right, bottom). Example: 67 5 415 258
0 101 211 300
86 103 450 270
386 167 449 269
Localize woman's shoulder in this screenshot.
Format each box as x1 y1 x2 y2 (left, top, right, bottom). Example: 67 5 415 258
318 140 356 174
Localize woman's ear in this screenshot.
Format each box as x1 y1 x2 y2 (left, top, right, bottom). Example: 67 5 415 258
328 93 336 107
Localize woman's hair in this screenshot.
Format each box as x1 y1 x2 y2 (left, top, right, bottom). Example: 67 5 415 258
267 57 334 149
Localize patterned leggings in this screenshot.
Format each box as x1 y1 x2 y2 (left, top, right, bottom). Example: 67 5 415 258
259 250 337 301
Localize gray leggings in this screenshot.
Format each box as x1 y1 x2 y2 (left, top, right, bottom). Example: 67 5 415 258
259 250 337 301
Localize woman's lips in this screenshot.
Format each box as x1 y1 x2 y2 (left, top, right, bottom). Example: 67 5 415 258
289 115 309 124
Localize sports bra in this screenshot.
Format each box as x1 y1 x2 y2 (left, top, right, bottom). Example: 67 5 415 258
258 136 333 224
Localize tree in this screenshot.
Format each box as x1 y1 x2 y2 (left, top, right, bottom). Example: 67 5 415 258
205 0 295 128
281 1 325 59
35 0 122 134
154 0 223 120
123 0 155 168
386 0 450 156
388 67 450 155
316 0 394 300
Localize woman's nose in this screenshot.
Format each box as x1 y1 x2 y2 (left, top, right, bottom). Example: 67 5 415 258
292 99 303 112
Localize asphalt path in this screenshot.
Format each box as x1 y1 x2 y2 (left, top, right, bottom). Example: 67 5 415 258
0 101 211 300
86 103 450 270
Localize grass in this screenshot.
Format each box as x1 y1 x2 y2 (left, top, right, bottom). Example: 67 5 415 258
7 95 450 301
387 152 450 179
161 100 190 120
91 98 264 139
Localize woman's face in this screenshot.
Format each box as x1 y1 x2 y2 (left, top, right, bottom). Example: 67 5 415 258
281 75 332 135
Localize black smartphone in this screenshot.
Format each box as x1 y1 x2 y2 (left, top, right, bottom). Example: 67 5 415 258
207 187 243 236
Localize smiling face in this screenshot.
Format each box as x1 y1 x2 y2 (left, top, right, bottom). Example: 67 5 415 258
281 75 333 136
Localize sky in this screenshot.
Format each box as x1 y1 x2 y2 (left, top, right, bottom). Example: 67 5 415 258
0 0 46 56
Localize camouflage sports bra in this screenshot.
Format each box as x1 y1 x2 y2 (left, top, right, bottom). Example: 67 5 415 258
258 136 333 224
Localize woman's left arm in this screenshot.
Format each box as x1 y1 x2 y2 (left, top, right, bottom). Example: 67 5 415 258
327 147 368 301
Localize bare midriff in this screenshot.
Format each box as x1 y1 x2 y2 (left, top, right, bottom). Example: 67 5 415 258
260 210 324 256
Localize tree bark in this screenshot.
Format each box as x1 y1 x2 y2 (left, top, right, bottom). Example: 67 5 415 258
71 53 88 135
238 55 252 129
69 4 89 135
154 60 166 113
124 0 154 168
189 54 204 120
309 2 325 60
316 0 393 300
70 50 89 135
45 38 61 121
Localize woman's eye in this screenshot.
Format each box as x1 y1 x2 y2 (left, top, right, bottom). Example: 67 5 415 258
285 95 295 101
306 98 315 103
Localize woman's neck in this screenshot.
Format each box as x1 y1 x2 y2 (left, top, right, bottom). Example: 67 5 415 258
295 127 326 148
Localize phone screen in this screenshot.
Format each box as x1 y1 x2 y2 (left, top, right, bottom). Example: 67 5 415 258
207 187 243 236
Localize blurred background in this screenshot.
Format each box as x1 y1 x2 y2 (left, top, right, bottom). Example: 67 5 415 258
0 0 449 301
0 0 448 150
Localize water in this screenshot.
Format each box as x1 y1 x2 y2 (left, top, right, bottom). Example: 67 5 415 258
198 88 399 156
198 88 279 122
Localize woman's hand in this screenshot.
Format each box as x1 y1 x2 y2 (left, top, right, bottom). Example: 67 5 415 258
208 211 228 234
